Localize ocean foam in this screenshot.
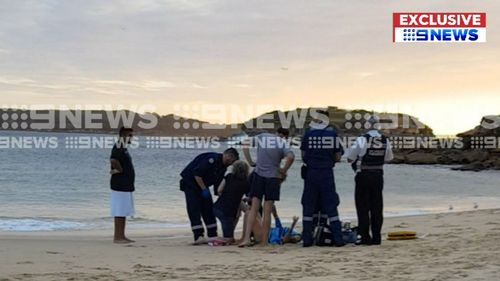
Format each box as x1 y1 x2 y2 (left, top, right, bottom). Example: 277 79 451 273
0 218 87 232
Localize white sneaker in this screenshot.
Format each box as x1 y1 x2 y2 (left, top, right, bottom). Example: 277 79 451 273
193 236 208 245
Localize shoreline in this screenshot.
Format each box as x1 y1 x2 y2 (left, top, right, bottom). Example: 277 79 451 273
0 208 497 238
1 207 497 236
1 209 499 280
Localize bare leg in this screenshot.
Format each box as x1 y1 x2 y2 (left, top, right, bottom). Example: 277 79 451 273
235 202 249 243
238 197 261 247
114 217 134 244
260 201 274 246
252 213 263 242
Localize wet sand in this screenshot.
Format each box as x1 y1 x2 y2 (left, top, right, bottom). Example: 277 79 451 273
1 209 500 281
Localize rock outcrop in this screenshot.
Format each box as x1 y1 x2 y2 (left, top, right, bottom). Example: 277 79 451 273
392 116 500 171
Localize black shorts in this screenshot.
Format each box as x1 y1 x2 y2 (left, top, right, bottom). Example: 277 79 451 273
248 172 281 201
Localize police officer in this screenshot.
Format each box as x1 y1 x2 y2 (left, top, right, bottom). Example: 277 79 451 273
180 148 239 245
300 110 345 247
347 115 393 245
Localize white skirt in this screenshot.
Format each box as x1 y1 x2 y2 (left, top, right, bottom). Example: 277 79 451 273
110 191 135 217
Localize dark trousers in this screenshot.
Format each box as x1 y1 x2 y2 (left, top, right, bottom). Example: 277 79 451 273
181 179 218 240
355 171 384 244
302 168 343 245
213 207 236 238
312 203 328 227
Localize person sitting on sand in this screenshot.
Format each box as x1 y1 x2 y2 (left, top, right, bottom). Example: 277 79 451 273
237 202 300 245
212 160 251 244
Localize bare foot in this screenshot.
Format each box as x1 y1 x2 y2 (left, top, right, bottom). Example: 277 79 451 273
238 240 253 248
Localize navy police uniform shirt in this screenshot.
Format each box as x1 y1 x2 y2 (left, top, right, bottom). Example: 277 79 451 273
110 144 135 192
300 126 344 169
180 152 226 192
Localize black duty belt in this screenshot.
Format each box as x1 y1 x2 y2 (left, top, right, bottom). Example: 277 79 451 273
360 165 384 171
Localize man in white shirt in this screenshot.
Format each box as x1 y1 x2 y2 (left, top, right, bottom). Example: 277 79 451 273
346 116 393 245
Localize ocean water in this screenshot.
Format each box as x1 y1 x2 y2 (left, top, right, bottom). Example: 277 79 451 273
1 131 500 232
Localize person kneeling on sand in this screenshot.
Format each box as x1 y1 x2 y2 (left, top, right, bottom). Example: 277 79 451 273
180 148 239 245
212 160 251 245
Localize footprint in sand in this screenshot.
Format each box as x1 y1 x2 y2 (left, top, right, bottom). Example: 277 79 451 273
124 244 147 248
45 251 63 255
133 264 158 270
16 261 34 265
435 224 460 228
393 223 409 228
92 267 111 271
220 250 240 254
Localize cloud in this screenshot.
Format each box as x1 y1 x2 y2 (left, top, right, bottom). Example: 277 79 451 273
354 72 376 78
141 80 176 90
0 77 36 85
93 80 131 86
80 87 121 96
93 79 176 90
0 0 499 134
0 76 79 90
191 83 209 89
233 84 251 88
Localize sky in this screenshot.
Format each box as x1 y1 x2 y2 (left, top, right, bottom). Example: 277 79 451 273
0 0 499 135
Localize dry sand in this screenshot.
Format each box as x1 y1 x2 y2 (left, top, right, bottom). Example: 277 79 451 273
1 209 500 281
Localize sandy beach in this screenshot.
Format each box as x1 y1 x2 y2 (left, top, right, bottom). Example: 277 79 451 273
1 209 499 281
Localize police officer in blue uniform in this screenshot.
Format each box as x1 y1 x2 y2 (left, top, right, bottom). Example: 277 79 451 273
300 110 345 247
347 116 393 245
180 148 239 244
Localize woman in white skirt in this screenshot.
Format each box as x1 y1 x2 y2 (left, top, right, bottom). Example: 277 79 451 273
110 127 136 244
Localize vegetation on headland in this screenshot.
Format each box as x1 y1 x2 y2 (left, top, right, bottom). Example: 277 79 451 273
0 108 498 171
0 106 434 137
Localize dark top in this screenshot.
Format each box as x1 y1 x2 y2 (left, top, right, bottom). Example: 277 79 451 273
214 174 250 218
180 152 226 194
300 126 344 169
110 144 135 192
361 134 388 167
